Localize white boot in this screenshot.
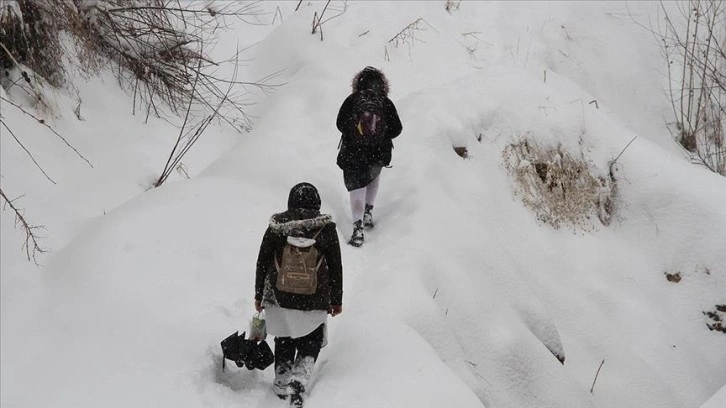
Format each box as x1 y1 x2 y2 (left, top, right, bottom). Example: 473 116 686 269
349 220 364 247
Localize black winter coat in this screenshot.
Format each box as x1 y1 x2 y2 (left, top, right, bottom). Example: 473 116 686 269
336 91 402 172
255 208 343 311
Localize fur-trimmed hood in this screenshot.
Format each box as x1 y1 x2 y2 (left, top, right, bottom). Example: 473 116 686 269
269 209 333 236
352 66 389 95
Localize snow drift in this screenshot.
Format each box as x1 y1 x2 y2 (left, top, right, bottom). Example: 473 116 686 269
2 2 725 408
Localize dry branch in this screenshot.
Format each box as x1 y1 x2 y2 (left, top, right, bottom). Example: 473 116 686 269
1 95 93 168
590 359 605 393
0 119 56 184
0 187 46 264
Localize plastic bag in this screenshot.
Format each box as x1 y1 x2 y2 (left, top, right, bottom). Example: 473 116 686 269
249 312 267 341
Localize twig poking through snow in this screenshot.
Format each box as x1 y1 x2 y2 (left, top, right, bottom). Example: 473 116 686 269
612 136 638 164
590 359 605 393
608 135 638 180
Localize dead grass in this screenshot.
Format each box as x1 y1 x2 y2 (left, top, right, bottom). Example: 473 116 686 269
503 139 615 231
704 305 726 334
665 271 682 283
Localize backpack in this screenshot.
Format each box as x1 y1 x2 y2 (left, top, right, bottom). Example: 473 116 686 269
274 230 324 295
351 89 387 145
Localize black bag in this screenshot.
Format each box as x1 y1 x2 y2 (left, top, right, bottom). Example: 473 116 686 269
245 340 274 370
351 89 387 145
220 331 274 371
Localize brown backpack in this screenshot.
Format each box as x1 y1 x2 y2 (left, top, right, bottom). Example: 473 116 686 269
274 230 323 295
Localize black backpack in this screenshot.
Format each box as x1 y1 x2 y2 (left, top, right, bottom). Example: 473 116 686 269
350 89 387 145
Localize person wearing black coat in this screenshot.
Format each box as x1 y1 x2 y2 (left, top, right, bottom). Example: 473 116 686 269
254 182 343 405
336 66 403 247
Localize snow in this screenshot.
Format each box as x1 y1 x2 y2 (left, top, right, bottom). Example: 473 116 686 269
700 385 726 408
2 1 725 407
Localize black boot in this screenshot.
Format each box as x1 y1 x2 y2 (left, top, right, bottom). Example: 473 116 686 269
363 204 374 229
349 220 364 247
289 380 305 407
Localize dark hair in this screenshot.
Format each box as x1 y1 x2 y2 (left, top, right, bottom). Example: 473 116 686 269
287 182 321 211
352 66 389 95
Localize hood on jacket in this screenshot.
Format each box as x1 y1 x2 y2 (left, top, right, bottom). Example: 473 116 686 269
352 66 389 96
269 210 333 236
287 182 321 211
269 183 331 236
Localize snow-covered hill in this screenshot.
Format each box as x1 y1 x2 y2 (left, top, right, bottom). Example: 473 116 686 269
2 2 725 407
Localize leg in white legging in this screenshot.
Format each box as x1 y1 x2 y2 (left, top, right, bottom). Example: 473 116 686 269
365 173 380 208
349 187 366 222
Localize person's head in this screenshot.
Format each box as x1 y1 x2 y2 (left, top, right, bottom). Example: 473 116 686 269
352 66 389 95
287 182 321 211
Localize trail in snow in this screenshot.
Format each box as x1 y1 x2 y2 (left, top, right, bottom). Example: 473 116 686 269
2 2 726 408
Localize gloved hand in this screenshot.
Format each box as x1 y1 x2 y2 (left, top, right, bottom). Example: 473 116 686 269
329 304 342 317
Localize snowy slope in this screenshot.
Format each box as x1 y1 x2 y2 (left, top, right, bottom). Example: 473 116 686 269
2 2 725 408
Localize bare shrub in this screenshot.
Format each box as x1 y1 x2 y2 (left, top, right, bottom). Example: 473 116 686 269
384 18 437 61
71 1 274 131
658 0 725 175
1 0 277 132
309 0 347 41
0 0 68 88
0 0 280 258
503 139 615 230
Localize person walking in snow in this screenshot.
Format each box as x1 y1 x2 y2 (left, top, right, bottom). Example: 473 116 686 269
254 182 343 407
336 66 403 247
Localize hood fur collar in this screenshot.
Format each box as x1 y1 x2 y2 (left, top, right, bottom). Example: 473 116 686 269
269 211 333 236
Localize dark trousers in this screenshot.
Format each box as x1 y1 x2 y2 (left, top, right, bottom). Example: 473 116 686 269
274 324 324 391
274 324 325 372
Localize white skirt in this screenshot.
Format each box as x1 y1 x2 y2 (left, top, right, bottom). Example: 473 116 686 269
264 305 327 339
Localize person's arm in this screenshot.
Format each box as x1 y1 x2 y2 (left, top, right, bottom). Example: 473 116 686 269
384 98 402 139
254 227 276 309
336 94 356 133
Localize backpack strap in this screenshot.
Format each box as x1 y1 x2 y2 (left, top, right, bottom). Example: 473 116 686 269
311 227 324 240
311 227 326 270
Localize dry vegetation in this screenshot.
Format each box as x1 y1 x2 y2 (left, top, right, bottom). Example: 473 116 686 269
704 304 726 334
0 0 277 262
1 0 276 130
503 139 615 231
658 0 725 175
